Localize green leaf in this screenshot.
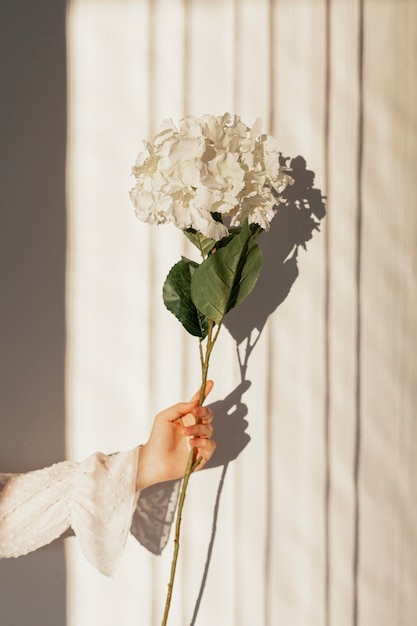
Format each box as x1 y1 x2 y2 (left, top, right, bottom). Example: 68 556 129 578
190 220 263 325
183 229 216 258
163 258 209 338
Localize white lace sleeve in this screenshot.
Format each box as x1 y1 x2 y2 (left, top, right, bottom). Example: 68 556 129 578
0 447 140 577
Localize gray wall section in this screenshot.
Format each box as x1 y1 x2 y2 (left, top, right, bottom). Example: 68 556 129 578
0 1 67 624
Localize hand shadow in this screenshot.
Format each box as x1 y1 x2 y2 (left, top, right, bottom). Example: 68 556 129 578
204 379 251 469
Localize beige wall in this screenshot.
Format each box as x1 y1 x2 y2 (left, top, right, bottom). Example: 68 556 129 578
1 1 416 625
66 1 417 625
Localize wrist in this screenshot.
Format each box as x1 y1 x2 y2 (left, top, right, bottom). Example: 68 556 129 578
136 443 152 491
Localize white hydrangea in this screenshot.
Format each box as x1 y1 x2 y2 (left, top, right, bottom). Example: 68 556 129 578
130 113 292 241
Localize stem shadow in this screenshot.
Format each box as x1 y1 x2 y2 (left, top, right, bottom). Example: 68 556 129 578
189 463 229 626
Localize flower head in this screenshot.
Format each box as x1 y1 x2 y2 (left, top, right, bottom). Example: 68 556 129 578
130 113 292 240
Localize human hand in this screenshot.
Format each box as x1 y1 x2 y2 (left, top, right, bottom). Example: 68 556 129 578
136 381 215 491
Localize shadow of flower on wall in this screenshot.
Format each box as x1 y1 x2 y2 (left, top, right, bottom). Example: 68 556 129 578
224 154 326 379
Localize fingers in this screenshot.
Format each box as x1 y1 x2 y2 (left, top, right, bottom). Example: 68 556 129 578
189 380 214 403
157 382 214 423
157 401 199 423
190 439 216 469
183 408 215 465
192 405 214 423
157 402 213 425
183 420 213 440
182 403 213 428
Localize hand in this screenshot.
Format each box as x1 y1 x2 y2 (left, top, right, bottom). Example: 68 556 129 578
136 381 215 491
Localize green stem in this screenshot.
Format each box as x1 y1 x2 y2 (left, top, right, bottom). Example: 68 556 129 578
160 320 222 626
160 446 195 626
198 320 214 406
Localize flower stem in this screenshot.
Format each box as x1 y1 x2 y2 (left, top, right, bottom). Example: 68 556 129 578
160 446 196 626
160 320 222 626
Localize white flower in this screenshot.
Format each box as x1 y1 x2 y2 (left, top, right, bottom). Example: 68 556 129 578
130 113 292 240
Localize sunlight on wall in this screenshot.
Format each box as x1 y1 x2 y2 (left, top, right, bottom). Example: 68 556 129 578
66 3 156 624
65 1 330 625
65 1 417 625
65 2 240 624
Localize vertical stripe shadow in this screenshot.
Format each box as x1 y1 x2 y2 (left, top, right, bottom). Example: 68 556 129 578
324 1 332 625
182 0 191 116
147 2 158 622
265 2 276 622
353 0 364 624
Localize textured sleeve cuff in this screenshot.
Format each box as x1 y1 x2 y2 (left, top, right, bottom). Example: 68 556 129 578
71 446 140 576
